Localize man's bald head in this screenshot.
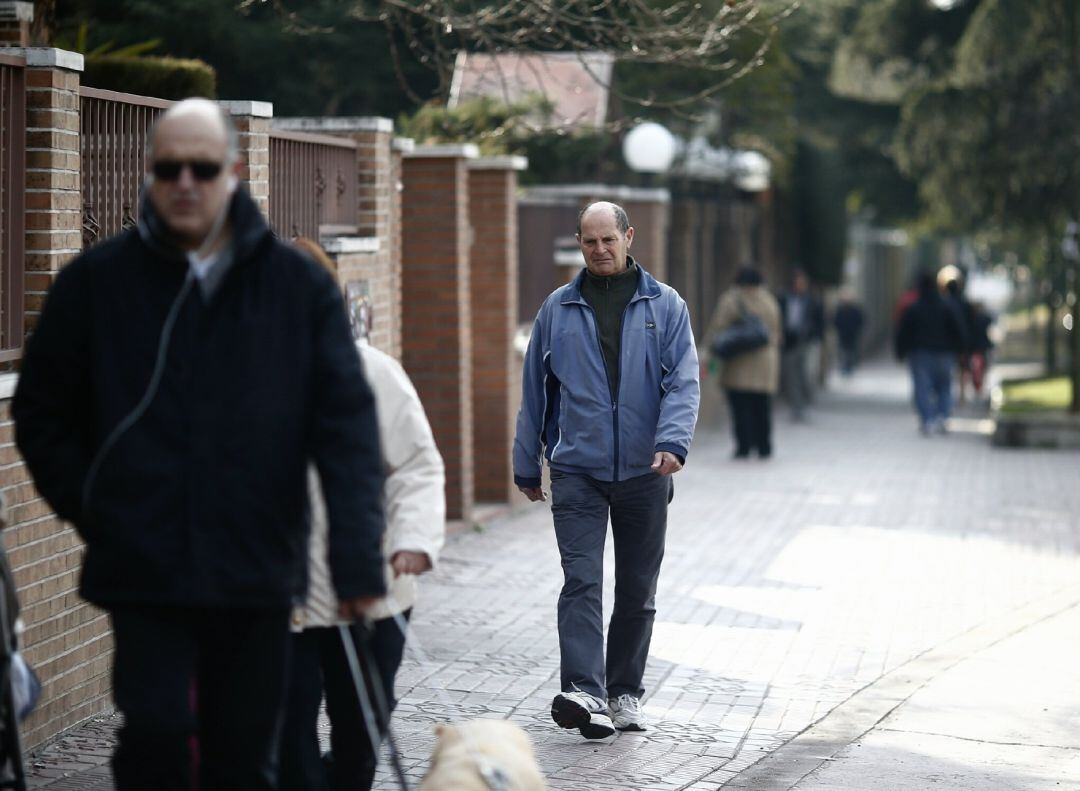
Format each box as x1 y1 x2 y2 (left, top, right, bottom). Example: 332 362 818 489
148 98 238 163
145 99 243 251
576 201 629 236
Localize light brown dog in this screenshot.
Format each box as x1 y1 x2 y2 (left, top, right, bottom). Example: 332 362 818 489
420 719 546 790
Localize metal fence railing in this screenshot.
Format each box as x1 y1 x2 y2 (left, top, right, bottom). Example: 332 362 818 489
269 129 358 240
79 86 171 247
0 53 26 362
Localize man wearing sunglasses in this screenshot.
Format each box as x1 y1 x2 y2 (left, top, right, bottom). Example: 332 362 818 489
13 99 387 790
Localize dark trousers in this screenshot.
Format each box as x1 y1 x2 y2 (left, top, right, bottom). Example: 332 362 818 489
550 470 670 700
726 389 772 456
279 614 410 791
110 605 292 791
838 339 860 374
781 342 813 417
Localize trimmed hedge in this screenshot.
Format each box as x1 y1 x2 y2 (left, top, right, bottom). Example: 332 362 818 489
83 55 217 100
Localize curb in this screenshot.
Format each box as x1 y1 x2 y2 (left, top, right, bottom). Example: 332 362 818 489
711 582 1080 789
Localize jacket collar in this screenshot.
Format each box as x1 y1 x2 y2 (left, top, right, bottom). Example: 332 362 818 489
136 186 272 265
561 256 662 306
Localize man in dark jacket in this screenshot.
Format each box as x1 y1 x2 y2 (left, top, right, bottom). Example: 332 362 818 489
777 269 824 420
895 271 969 434
833 289 865 375
12 99 386 791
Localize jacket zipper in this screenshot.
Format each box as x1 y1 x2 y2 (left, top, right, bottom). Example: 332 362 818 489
582 297 633 483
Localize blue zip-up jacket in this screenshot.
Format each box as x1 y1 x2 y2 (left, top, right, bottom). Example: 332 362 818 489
513 262 699 487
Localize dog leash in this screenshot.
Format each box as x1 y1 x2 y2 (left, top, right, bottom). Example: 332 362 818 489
381 603 521 791
349 602 522 791
338 622 412 791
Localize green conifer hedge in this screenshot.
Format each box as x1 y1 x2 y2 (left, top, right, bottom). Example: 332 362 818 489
83 55 217 100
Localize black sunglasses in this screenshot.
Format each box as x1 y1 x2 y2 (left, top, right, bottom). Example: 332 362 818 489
151 160 224 182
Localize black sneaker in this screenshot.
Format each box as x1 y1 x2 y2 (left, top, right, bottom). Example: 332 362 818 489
551 690 616 740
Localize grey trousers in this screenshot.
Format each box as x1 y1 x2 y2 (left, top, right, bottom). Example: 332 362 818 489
781 342 813 417
550 470 671 700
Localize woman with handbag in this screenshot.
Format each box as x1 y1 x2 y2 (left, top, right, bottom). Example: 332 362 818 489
706 267 782 459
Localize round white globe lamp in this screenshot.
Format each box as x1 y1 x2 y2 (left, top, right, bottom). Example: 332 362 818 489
623 122 678 175
732 150 771 192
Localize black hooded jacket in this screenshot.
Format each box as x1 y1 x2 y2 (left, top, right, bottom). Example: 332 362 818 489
894 283 968 360
12 188 386 608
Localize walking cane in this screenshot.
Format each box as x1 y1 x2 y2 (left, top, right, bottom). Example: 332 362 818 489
337 623 411 790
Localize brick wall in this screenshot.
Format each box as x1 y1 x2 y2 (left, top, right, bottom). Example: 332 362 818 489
23 50 82 332
351 120 398 358
273 117 402 359
324 240 395 355
221 101 272 219
401 145 476 522
389 139 409 361
623 195 670 282
2 48 115 752
468 158 524 503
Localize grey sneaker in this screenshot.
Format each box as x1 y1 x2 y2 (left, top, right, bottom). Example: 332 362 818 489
608 693 648 731
551 690 615 739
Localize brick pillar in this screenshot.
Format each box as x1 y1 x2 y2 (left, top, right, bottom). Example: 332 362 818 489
389 138 410 360
272 117 404 359
22 48 83 333
13 48 117 750
0 2 33 46
348 119 398 357
623 191 670 282
468 157 525 504
220 100 272 218
401 144 477 522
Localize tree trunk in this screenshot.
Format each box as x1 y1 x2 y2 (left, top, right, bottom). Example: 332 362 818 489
1045 232 1059 375
1045 293 1057 375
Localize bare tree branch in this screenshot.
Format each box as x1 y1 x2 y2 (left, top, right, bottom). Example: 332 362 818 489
281 0 799 118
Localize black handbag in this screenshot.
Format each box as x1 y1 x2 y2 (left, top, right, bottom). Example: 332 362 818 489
710 297 769 360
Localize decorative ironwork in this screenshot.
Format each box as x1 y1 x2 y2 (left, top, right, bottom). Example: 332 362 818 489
0 54 27 362
82 204 100 246
268 128 359 240
79 87 169 242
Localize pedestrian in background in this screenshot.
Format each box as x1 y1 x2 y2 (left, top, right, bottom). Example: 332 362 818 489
279 239 445 791
12 100 387 791
707 266 781 459
895 271 969 435
778 269 824 421
939 267 978 405
514 201 699 739
968 301 995 400
832 288 866 376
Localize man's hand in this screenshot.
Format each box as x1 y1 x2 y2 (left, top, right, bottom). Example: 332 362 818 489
518 485 547 502
391 550 432 578
651 451 683 476
338 595 380 621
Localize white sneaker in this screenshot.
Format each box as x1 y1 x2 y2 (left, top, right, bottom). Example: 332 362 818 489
551 690 615 740
608 693 648 731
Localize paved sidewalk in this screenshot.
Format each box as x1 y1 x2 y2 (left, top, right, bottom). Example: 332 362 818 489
23 360 1080 790
771 597 1080 790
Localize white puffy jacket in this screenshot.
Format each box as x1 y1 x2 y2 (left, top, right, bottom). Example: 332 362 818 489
297 342 446 628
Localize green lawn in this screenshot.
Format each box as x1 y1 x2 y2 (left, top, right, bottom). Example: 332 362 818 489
999 376 1072 414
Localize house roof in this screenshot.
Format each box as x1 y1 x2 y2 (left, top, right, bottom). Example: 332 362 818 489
449 51 613 130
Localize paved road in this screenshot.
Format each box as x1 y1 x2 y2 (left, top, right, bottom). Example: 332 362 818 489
25 361 1080 790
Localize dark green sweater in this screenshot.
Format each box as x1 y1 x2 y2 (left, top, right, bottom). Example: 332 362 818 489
581 261 639 398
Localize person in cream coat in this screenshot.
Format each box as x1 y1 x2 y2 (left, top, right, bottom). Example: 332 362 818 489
280 238 446 791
